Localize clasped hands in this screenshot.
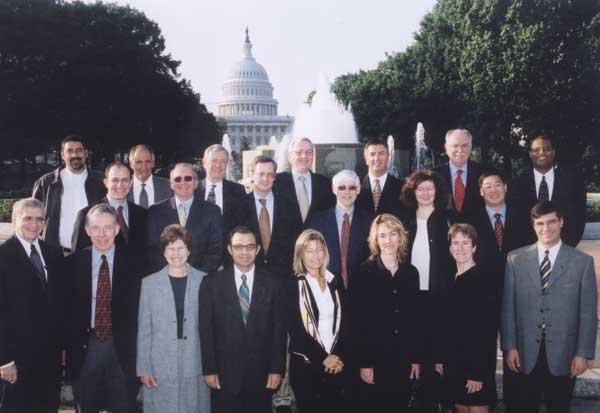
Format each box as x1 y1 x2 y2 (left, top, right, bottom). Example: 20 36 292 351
323 354 343 374
0 364 17 384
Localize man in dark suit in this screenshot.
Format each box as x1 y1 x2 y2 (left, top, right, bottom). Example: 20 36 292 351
127 144 171 208
72 161 148 253
0 198 65 412
307 169 374 291
433 129 484 222
66 203 141 413
508 134 587 247
147 162 223 273
199 225 286 413
273 137 335 234
501 201 597 413
356 137 406 218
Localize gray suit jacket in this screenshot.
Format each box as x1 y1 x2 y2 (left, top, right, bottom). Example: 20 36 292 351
137 265 206 380
128 175 171 207
501 243 598 375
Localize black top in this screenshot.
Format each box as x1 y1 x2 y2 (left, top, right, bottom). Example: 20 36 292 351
169 275 188 339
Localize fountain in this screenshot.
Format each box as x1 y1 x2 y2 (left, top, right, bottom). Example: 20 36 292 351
412 122 432 172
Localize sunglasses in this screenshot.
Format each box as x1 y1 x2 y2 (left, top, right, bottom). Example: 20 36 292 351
173 175 194 183
337 185 357 191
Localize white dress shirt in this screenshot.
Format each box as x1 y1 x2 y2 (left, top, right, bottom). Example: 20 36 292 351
292 170 312 205
533 167 555 200
59 168 89 249
253 192 274 232
15 234 48 280
537 240 562 270
132 175 156 207
204 180 224 212
234 265 255 304
368 172 388 193
305 271 336 353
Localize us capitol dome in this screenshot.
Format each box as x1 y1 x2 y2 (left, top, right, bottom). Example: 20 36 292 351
216 28 293 153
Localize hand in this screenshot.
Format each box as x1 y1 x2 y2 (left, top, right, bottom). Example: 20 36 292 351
435 363 444 376
360 368 374 384
465 379 482 394
266 373 282 390
570 356 588 377
506 349 521 373
323 355 344 374
0 364 17 384
203 374 221 390
140 375 157 388
410 363 420 380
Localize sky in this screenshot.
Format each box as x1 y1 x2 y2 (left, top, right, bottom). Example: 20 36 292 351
92 0 438 116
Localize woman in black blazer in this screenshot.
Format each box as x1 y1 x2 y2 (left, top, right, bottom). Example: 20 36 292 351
287 229 350 413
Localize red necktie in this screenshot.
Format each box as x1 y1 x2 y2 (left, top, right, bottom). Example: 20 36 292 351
340 213 350 289
117 205 129 243
454 169 465 212
494 213 504 251
95 255 112 341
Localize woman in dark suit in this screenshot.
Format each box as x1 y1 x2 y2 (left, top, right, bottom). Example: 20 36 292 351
354 213 421 412
287 229 350 413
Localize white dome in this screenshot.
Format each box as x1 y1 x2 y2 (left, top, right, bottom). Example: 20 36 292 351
228 59 269 81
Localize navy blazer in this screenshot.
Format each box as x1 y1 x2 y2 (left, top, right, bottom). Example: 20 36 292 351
433 160 484 223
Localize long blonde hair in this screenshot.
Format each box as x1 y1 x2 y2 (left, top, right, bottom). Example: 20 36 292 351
293 229 330 277
367 213 409 263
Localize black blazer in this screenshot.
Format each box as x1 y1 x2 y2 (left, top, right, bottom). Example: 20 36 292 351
356 174 406 218
147 196 223 273
127 174 172 206
306 207 374 291
65 245 141 379
198 178 247 237
199 267 286 395
433 160 484 222
0 237 66 369
508 166 587 247
71 199 148 253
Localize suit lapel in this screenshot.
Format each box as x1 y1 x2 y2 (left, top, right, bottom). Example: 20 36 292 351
222 268 246 329
548 244 570 288
159 269 177 323
526 170 538 205
361 175 375 212
524 244 542 288
247 271 266 327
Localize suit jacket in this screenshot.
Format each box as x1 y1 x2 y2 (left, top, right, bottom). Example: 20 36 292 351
0 237 66 369
501 243 598 375
198 178 247 237
508 166 587 247
198 267 286 395
356 174 406 218
147 196 223 273
433 160 484 222
127 174 172 207
71 198 148 253
65 245 142 379
306 207 373 291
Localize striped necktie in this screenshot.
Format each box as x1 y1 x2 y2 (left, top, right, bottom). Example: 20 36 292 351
373 179 382 211
540 250 551 290
239 273 250 324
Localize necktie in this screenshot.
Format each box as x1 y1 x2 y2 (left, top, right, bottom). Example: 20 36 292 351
540 250 551 290
117 205 129 243
297 175 310 222
30 244 46 288
178 203 187 226
538 175 549 202
207 184 216 205
454 169 466 212
340 213 350 289
373 179 382 212
139 183 149 209
494 213 504 251
258 199 271 253
239 273 250 324
95 255 112 341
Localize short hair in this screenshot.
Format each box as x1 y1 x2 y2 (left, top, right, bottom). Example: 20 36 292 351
364 137 389 152
448 223 478 247
170 162 198 180
288 137 315 154
400 170 448 210
528 134 555 151
128 144 155 162
531 201 562 221
292 229 330 278
367 213 409 263
332 169 360 190
478 170 506 187
204 144 230 159
104 161 132 178
228 225 257 245
12 198 44 224
250 155 277 173
61 135 85 151
85 203 118 227
445 129 473 145
160 224 191 254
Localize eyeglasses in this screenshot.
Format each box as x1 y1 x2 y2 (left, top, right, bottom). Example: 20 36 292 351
337 185 357 192
88 225 117 235
231 244 257 252
22 216 45 224
173 176 194 183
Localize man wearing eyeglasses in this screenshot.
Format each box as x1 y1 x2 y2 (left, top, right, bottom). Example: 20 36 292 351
32 135 106 253
0 198 66 412
147 163 223 273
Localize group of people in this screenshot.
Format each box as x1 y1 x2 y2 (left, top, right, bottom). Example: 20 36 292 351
0 129 596 413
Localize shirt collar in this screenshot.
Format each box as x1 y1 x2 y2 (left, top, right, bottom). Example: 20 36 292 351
537 240 562 256
15 233 41 254
533 167 555 179
369 172 387 188
304 270 335 284
335 206 354 220
106 195 127 209
449 161 468 175
234 265 255 279
92 245 115 262
292 170 310 181
485 205 506 221
175 196 194 209
253 191 273 202
134 174 154 187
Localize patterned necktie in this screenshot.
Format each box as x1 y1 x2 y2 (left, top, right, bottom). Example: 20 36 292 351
297 175 310 222
494 213 504 251
117 205 129 243
139 183 149 209
258 199 271 253
95 255 112 341
373 179 382 212
340 213 350 289
207 184 216 205
30 244 46 288
454 169 465 212
538 175 549 202
540 250 551 290
178 203 187 226
239 273 250 324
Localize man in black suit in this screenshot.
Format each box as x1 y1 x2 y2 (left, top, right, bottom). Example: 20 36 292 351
433 129 484 222
147 162 223 273
273 137 335 233
66 204 141 413
127 144 171 208
307 169 374 291
72 161 148 253
508 134 587 247
0 198 65 412
199 226 286 413
356 137 406 218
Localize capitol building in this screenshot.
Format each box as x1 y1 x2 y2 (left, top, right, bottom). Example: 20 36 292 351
216 29 294 153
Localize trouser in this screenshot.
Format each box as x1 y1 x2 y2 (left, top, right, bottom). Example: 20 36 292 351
272 337 294 408
213 388 273 413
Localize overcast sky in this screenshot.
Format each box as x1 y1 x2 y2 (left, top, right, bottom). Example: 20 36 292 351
93 0 438 116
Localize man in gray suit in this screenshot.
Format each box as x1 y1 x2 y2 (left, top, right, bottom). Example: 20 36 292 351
127 144 171 208
501 201 598 413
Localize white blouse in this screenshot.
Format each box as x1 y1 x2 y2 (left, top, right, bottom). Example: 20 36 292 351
305 272 335 353
411 218 431 291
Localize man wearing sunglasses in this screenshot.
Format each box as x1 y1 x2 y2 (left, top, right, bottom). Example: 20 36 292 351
147 163 223 273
